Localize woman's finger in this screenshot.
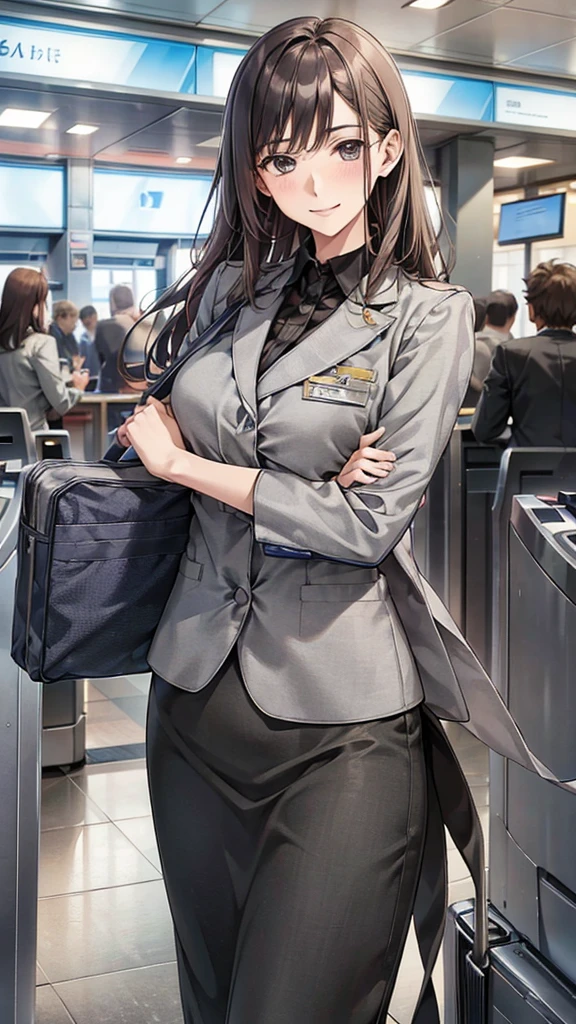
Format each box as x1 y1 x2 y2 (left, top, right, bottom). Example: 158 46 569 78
354 458 392 476
346 447 396 467
359 427 385 448
339 468 379 487
357 446 396 463
345 470 378 486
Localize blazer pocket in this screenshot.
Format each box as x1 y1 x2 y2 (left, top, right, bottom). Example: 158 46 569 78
299 578 389 640
178 555 204 582
300 581 384 603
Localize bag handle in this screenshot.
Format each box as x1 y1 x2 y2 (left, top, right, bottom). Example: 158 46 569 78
103 299 245 463
139 298 245 406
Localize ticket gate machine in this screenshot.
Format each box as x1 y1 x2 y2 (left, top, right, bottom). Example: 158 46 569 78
490 491 576 987
0 460 41 1024
412 422 502 668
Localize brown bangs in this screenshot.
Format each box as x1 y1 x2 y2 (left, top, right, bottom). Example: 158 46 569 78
253 39 335 160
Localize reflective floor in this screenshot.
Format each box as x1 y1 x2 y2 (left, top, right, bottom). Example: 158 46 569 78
37 676 489 1024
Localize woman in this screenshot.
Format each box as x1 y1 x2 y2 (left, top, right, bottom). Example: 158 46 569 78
119 17 473 1023
117 17 540 1023
0 269 88 431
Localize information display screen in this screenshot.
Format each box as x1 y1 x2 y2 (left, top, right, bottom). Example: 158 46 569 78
93 169 213 236
498 194 566 246
0 163 65 230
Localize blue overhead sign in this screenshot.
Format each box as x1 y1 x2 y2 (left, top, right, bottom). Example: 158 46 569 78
1 15 576 132
495 83 576 133
0 16 224 95
0 15 247 97
402 71 494 122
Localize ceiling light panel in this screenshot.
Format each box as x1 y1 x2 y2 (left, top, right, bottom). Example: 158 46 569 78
494 157 555 169
66 124 99 135
0 108 52 129
175 156 192 164
404 0 453 9
198 135 222 149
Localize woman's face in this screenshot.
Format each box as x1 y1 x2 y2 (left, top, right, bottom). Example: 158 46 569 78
256 92 402 240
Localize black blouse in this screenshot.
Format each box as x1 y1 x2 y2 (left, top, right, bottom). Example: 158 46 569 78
259 241 370 377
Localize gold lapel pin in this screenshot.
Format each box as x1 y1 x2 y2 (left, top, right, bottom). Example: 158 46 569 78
362 307 377 326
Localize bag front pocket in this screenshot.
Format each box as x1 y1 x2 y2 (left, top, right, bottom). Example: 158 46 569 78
43 546 185 681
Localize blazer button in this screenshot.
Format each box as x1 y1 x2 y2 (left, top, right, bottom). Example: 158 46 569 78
234 587 250 606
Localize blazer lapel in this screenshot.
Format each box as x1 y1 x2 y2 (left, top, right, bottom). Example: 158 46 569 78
232 260 295 420
257 267 399 400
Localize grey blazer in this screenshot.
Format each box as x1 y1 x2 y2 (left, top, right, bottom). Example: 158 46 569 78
148 257 572 787
0 331 82 431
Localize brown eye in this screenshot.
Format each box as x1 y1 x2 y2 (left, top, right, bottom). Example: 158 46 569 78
261 154 297 176
337 140 364 161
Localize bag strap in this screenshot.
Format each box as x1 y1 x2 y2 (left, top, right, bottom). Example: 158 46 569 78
139 298 245 406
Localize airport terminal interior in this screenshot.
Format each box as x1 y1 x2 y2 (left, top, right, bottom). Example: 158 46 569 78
2 0 576 1022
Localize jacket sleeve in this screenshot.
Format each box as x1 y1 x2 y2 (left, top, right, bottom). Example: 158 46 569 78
30 336 82 416
470 337 491 392
471 343 512 444
252 289 474 565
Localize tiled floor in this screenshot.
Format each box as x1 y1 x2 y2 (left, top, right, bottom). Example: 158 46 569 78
36 677 489 1024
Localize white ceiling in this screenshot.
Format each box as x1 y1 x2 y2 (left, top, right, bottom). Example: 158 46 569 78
12 0 576 78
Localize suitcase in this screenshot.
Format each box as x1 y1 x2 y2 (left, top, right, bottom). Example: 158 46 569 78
444 900 576 1024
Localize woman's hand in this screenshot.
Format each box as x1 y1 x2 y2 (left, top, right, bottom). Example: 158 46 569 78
336 427 396 488
123 397 187 479
71 370 90 392
117 399 185 450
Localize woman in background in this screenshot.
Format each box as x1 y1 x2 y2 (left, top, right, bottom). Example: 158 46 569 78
0 269 88 431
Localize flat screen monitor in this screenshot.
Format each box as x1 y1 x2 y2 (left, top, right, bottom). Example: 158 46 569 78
0 163 65 230
93 169 213 236
498 193 566 246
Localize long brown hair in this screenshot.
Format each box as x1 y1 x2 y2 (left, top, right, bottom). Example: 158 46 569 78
141 17 447 370
0 268 48 352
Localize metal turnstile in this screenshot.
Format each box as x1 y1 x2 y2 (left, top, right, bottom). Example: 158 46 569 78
0 461 41 1024
413 437 576 674
490 447 576 689
490 492 576 987
412 422 502 668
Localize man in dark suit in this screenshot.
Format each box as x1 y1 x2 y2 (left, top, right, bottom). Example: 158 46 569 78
94 284 137 394
472 261 576 447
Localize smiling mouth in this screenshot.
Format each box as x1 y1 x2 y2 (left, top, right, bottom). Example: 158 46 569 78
309 204 341 215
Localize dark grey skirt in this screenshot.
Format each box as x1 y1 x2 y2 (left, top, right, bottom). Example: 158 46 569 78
146 651 482 1024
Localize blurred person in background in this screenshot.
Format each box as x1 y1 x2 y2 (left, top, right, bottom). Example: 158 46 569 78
473 261 576 447
0 269 88 431
473 289 518 387
95 284 143 394
78 304 100 378
50 299 83 373
95 283 148 431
